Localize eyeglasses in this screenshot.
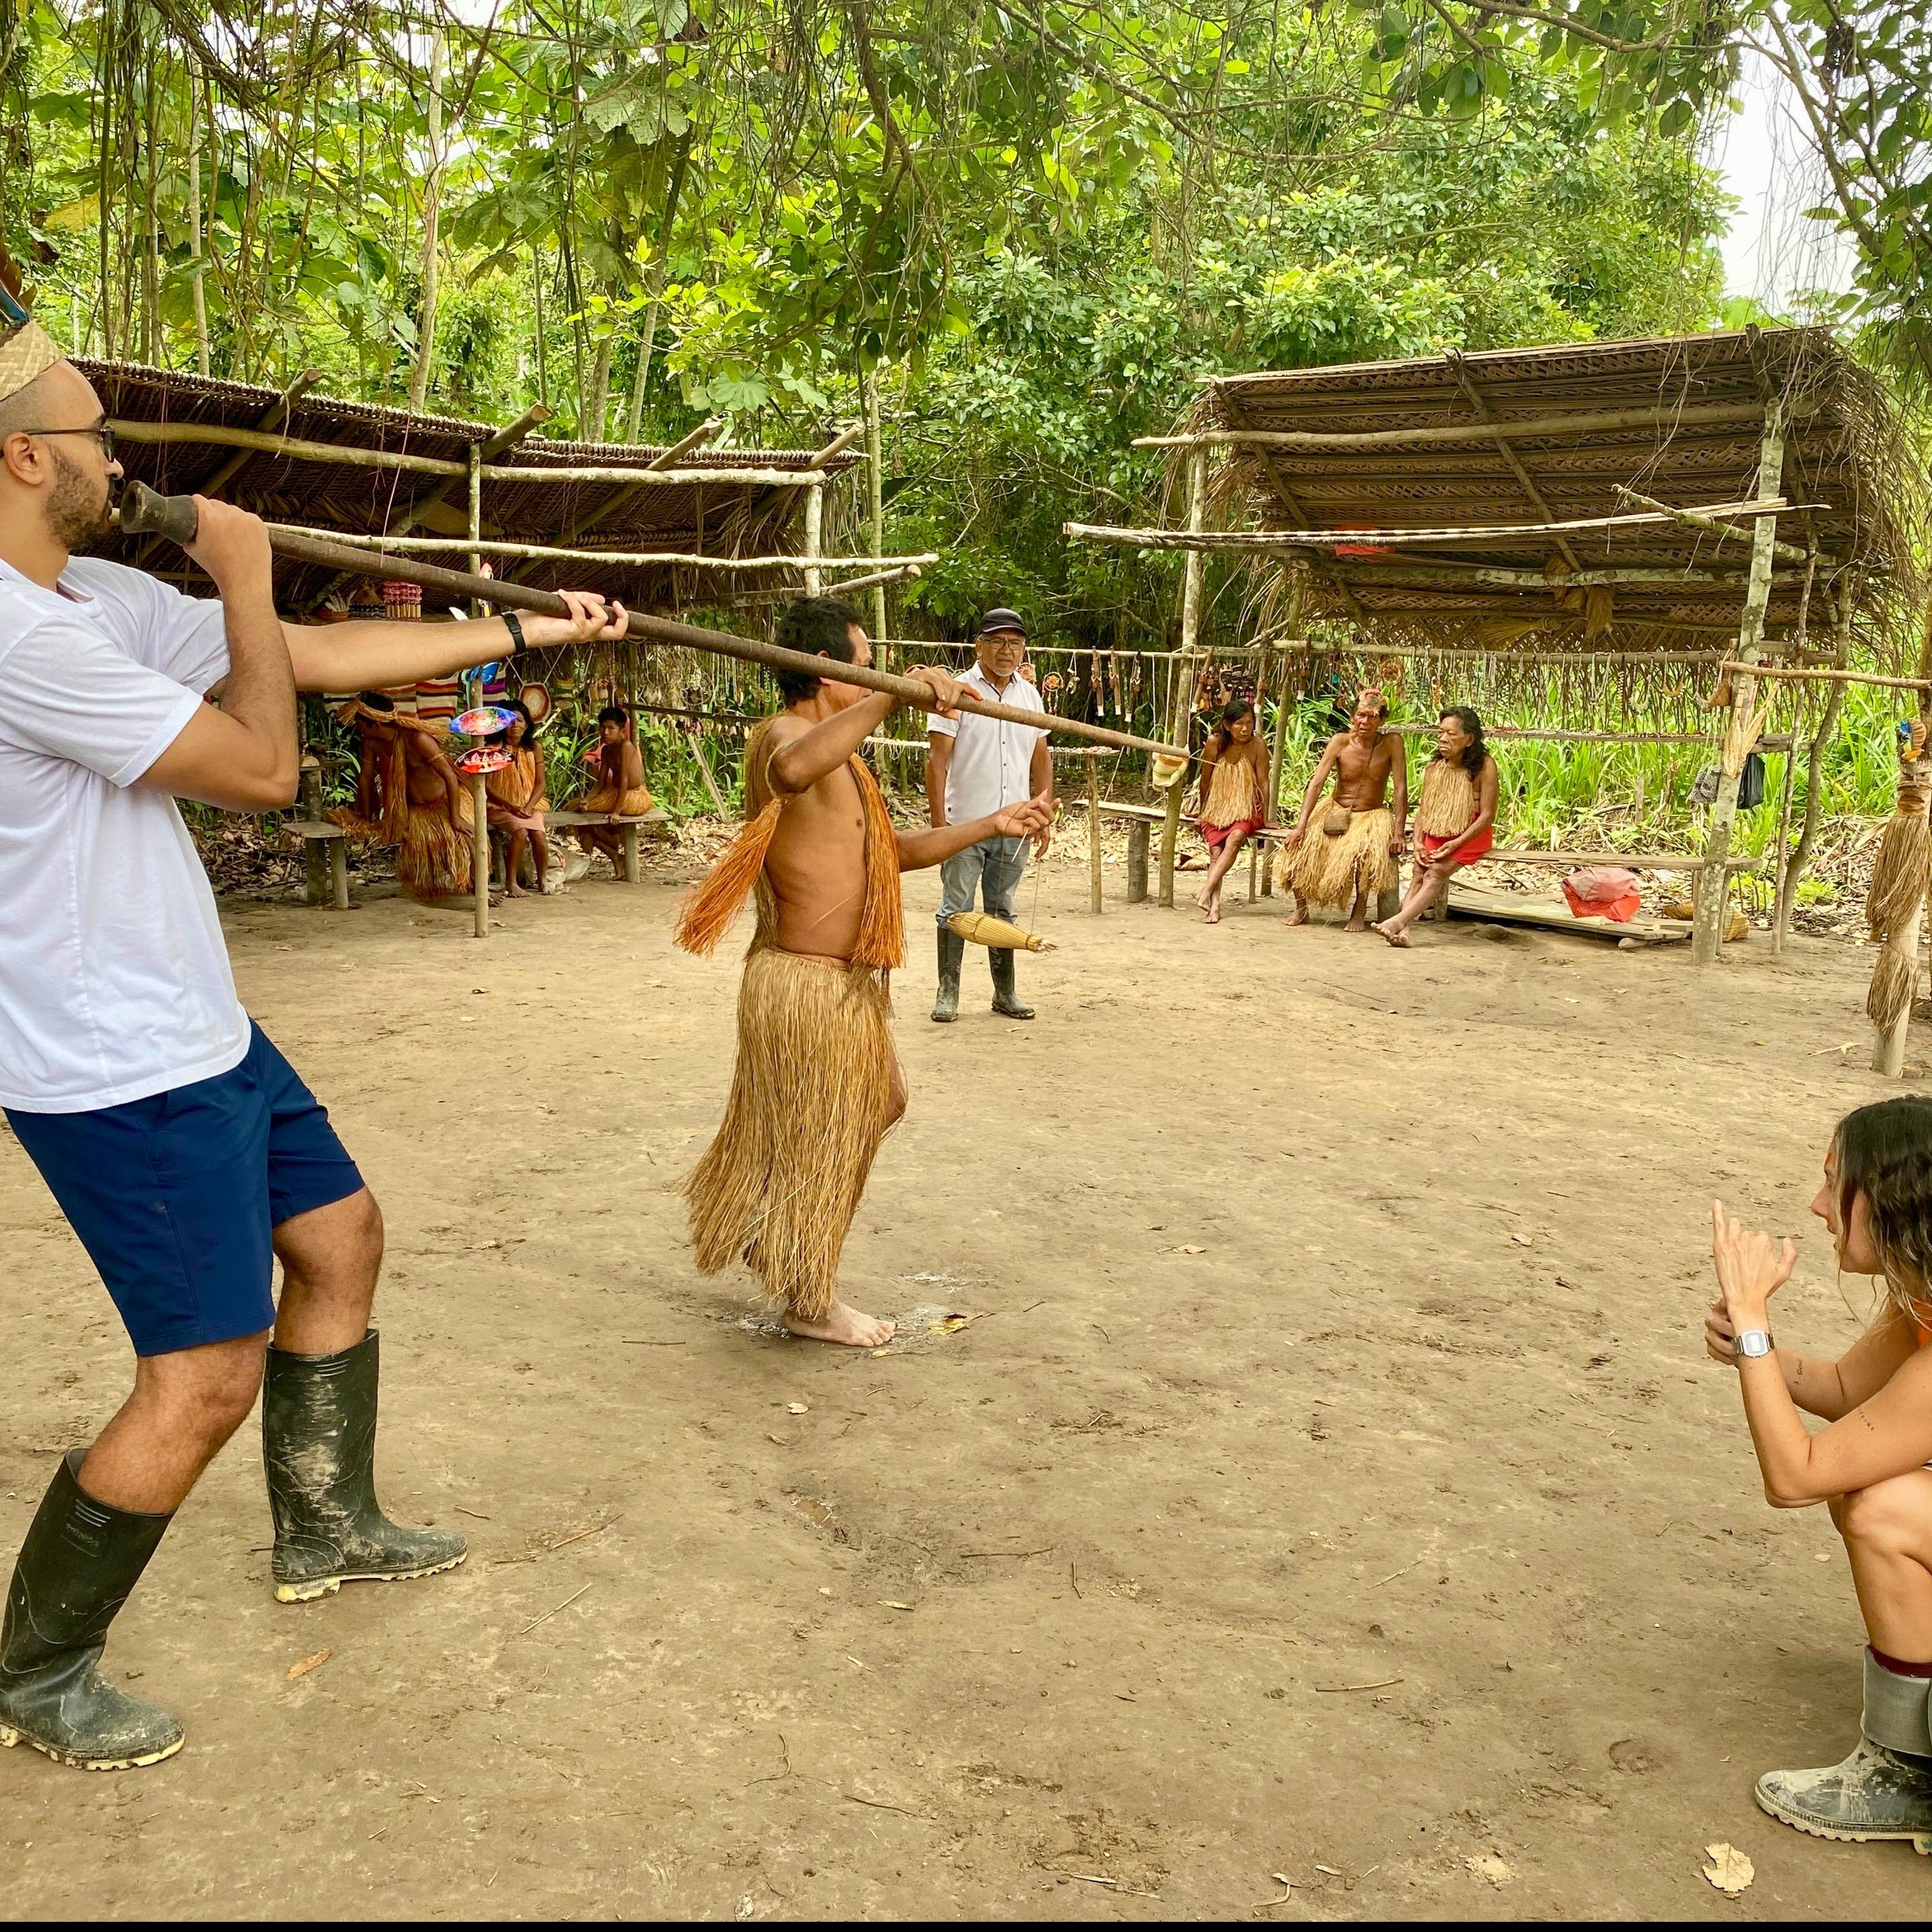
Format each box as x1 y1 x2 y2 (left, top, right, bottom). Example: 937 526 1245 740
14 423 116 462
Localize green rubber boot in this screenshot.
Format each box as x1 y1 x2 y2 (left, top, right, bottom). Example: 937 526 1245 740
1754 1649 1932 1850
0 1450 183 1771
990 947 1034 1020
263 1331 466 1604
932 926 964 1023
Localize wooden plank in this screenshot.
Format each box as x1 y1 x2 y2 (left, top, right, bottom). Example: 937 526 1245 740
545 809 670 829
1443 884 1692 944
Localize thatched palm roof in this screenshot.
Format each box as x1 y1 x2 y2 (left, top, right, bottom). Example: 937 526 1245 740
1181 327 1919 664
75 360 861 615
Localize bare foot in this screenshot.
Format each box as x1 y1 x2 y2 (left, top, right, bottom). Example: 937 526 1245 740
1204 899 1222 924
1194 885 1213 911
1371 921 1411 948
784 1299 897 1348
505 881 527 898
1344 913 1368 932
1279 902 1308 927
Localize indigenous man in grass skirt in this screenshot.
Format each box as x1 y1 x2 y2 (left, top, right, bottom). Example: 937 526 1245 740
676 597 1052 1349
1277 686 1407 932
0 297 625 1771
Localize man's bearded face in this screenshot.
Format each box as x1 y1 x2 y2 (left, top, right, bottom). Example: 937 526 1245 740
45 442 113 548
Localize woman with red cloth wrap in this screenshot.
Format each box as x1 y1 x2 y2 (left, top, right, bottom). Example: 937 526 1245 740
1374 706 1498 948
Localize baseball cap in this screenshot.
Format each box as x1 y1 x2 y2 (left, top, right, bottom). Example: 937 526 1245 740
977 606 1028 639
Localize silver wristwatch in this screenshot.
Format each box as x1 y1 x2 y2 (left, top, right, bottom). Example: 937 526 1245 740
1734 1328 1774 1361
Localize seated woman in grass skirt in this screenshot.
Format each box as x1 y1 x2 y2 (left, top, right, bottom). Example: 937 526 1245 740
1706 1097 1932 1846
482 698 557 895
332 693 473 900
1193 698 1272 924
1277 686 1406 933
565 704 653 878
1373 705 1497 948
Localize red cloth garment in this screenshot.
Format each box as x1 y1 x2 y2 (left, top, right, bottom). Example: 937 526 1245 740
1420 826 1493 866
1560 865 1642 923
1202 815 1264 852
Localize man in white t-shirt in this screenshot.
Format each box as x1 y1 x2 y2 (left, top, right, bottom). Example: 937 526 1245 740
925 608 1054 1022
0 334 625 1772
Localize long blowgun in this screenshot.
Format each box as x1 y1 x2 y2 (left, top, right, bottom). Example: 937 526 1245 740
119 484 1186 761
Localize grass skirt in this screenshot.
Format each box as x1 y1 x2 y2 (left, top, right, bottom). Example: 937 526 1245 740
1277 806 1397 909
569 783 653 815
681 947 897 1321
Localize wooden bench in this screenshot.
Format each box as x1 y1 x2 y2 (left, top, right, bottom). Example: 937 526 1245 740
541 808 672 885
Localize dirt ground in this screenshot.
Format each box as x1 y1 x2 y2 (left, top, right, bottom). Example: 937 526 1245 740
5 847 1932 1921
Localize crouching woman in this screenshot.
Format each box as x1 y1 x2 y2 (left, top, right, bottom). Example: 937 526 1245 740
1706 1095 1932 1847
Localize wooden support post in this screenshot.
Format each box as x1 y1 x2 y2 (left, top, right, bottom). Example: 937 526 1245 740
467 443 483 591
1087 750 1103 914
470 771 490 939
1769 685 1804 957
686 723 730 817
1127 819 1150 902
330 836 350 912
622 821 642 885
299 756 326 906
1776 588 1853 951
1263 570 1306 902
1692 411 1784 965
802 481 823 597
1159 446 1208 908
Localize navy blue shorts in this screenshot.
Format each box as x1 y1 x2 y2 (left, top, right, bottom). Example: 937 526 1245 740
6 1021 365 1359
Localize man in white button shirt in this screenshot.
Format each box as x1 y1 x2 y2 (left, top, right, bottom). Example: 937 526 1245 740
925 608 1054 1022
0 320 624 1771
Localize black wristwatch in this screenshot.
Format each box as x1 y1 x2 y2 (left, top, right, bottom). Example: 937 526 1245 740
502 610 525 653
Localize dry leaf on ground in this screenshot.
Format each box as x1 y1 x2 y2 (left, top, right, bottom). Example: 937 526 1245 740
285 1648 330 1682
786 1402 808 1414
1702 1842 1753 1896
1464 1854 1513 1886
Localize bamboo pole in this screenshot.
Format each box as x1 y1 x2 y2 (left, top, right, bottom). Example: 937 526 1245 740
1614 487 1818 566
1066 498 1784 551
1719 662 1932 692
1131 400 1784 451
802 483 823 597
1160 446 1208 907
246 525 1187 758
1769 683 1803 958
470 770 490 939
1692 411 1784 965
263 523 937 575
1870 604 1932 1075
1087 749 1103 915
806 423 866 470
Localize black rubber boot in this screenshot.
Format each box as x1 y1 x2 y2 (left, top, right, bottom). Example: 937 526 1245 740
932 927 964 1023
263 1331 466 1604
0 1450 182 1771
1755 1649 1932 1849
990 948 1035 1020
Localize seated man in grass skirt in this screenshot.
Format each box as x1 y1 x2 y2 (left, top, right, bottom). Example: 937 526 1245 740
0 291 624 1772
1277 686 1406 932
675 597 1052 1349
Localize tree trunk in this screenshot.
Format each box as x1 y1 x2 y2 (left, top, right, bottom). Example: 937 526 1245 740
405 34 447 416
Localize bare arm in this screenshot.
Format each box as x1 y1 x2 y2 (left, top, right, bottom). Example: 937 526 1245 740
1194 743 1220 822
1030 733 1054 807
897 796 1054 873
1708 1295 1919 1419
1285 736 1344 842
282 590 627 694
927 731 953 826
140 501 298 812
768 693 898 796
1712 1202 1932 1506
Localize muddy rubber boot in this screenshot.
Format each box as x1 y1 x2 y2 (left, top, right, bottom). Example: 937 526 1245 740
263 1331 467 1604
1754 1649 1932 1849
0 1450 182 1771
990 947 1034 1020
932 927 964 1023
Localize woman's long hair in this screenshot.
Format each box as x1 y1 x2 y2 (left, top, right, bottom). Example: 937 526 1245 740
1832 1096 1932 1323
1204 697 1256 762
1436 704 1488 776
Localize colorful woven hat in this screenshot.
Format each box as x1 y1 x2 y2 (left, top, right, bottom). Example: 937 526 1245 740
0 259 63 404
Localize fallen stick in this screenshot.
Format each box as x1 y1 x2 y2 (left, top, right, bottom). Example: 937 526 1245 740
514 1581 592 1636
118 484 1185 759
1313 1676 1403 1693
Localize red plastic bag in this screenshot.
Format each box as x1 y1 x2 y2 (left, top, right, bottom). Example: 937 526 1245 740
1561 865 1642 923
